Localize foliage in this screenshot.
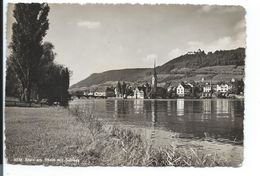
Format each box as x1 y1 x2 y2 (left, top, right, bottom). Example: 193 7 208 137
9 3 50 102
116 81 122 94
6 4 71 106
230 79 244 94
5 59 21 97
122 81 127 95
40 63 70 105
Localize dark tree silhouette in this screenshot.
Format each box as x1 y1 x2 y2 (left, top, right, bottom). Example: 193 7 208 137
117 81 122 94
122 81 127 95
9 3 50 102
41 63 70 105
5 58 21 98
37 42 56 100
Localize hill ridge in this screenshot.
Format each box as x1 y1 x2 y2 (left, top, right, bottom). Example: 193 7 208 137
70 47 245 91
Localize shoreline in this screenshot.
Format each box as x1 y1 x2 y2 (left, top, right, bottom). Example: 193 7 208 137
80 96 244 100
104 124 243 165
5 107 243 166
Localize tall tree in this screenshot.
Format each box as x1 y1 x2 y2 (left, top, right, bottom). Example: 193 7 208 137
29 41 71 106
42 64 70 105
117 81 122 95
59 67 70 106
37 42 56 99
122 82 127 95
9 3 49 102
5 59 21 98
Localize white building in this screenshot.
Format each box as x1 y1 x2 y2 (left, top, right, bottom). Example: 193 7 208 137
203 83 212 93
94 87 107 97
176 84 185 97
133 88 144 99
87 92 94 96
216 83 232 93
176 83 192 97
94 92 106 97
114 88 122 98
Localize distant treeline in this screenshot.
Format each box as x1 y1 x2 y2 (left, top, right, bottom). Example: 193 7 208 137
158 48 245 73
5 3 71 106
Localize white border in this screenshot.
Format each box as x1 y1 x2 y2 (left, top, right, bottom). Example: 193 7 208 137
3 1 260 176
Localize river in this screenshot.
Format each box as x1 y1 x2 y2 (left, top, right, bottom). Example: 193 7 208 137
70 98 244 143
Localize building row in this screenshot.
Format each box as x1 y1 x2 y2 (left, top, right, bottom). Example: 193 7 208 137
73 61 243 100
77 79 242 100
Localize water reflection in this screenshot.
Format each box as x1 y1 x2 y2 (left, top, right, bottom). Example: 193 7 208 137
133 99 144 114
203 99 212 114
150 100 158 144
114 99 118 119
216 99 229 118
177 99 184 116
201 99 212 120
151 100 157 124
74 98 244 142
167 101 171 116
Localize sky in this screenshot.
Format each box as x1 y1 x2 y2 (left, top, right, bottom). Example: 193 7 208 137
6 4 246 85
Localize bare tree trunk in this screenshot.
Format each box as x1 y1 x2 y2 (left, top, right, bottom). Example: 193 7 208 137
24 88 28 102
23 80 31 103
21 89 25 102
27 87 31 103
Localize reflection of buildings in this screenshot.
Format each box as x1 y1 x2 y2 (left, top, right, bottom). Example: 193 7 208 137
203 99 212 114
114 99 118 119
150 100 157 145
112 99 128 118
216 99 229 118
167 100 172 116
151 60 158 93
151 101 157 124
133 99 144 114
177 99 184 116
230 101 235 122
201 99 212 120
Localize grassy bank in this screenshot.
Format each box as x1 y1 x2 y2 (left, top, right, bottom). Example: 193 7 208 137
5 106 243 167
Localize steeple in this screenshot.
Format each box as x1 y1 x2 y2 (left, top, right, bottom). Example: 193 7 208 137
152 59 157 92
153 59 157 76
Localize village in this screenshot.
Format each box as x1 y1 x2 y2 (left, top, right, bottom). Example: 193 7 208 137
72 63 244 100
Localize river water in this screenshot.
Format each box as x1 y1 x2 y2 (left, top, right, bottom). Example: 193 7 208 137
70 98 244 143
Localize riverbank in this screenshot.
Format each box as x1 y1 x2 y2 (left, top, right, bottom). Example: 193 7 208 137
5 107 243 166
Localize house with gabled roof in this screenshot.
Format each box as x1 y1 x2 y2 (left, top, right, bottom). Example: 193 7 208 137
176 82 193 97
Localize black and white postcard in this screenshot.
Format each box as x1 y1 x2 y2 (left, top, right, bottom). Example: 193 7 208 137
3 0 260 176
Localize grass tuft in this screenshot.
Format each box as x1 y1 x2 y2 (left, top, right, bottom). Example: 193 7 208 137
5 106 242 167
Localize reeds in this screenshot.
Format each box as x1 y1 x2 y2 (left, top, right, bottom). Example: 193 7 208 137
68 105 233 167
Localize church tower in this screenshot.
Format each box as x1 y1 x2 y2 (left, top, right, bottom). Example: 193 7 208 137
151 60 157 93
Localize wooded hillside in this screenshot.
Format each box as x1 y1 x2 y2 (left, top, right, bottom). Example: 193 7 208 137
70 48 245 91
